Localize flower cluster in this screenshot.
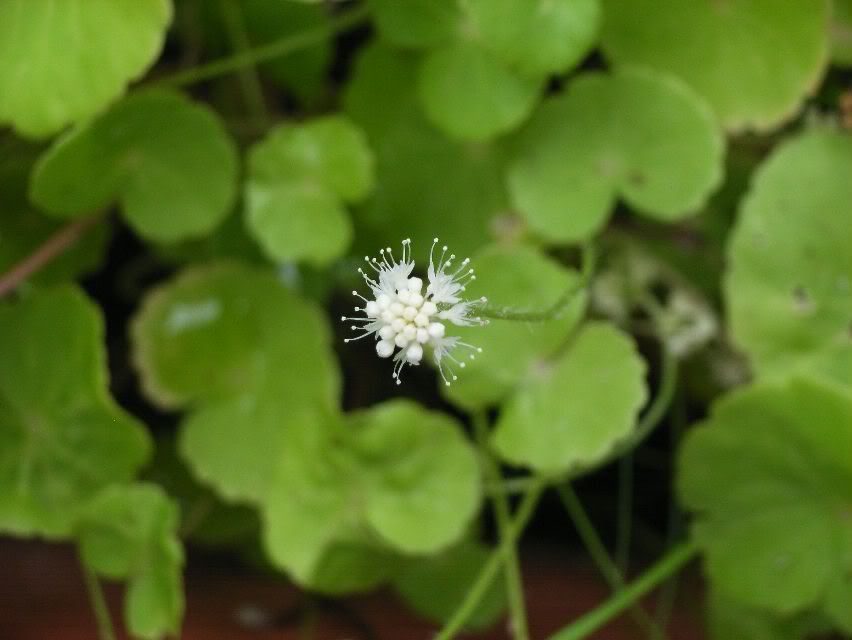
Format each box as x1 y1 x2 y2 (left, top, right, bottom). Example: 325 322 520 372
343 238 487 385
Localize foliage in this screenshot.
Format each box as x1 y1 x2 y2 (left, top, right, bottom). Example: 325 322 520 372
1 1 850 639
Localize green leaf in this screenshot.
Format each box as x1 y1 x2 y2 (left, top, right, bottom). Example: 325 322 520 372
245 116 373 265
30 89 239 243
600 0 830 131
508 69 724 243
725 128 852 389
344 43 510 256
353 401 481 554
464 0 601 77
418 41 542 141
368 0 464 49
677 379 852 628
443 244 586 410
131 263 340 502
77 483 184 640
833 0 852 66
0 287 151 538
394 540 506 630
493 322 647 473
0 0 172 138
0 137 107 285
263 400 481 586
708 589 832 640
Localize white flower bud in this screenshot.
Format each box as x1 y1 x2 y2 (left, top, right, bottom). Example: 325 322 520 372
422 301 438 316
376 340 394 358
407 277 423 293
428 322 445 338
406 342 423 363
365 301 380 317
403 305 418 320
394 333 410 348
379 325 395 340
414 312 430 327
416 328 429 343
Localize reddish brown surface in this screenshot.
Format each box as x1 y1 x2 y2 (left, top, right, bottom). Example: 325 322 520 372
0 540 706 640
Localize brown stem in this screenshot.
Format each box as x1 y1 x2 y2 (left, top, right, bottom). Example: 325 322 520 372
0 214 103 298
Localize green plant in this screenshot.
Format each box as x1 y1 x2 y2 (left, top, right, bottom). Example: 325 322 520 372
1 1 851 639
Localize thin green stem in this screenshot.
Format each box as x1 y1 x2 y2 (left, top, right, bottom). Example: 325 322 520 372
556 485 665 640
548 541 698 640
158 4 370 88
434 477 547 640
217 0 270 125
655 388 688 629
472 411 529 640
615 453 634 574
81 560 117 640
479 244 596 322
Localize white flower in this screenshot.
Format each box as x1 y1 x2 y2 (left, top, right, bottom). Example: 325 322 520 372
343 238 487 386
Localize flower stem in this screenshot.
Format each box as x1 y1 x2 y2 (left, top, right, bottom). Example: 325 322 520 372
556 485 666 639
0 214 103 299
472 411 530 640
433 477 547 640
479 244 596 322
81 560 117 640
547 541 698 640
158 4 370 88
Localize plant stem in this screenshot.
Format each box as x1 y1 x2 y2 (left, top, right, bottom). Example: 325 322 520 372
472 411 530 640
556 485 666 639
159 4 370 88
547 541 698 640
479 244 596 322
434 477 547 640
217 0 270 125
0 214 103 299
81 560 117 640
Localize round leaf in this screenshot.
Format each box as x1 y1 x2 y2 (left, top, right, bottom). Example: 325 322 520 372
0 0 171 137
355 400 481 554
31 90 239 243
443 244 586 409
677 379 852 624
465 0 601 76
0 287 151 537
600 0 830 131
245 117 373 265
493 322 647 473
368 0 463 49
725 128 852 389
508 69 724 243
263 401 481 585
131 263 340 502
77 483 184 640
418 41 542 141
